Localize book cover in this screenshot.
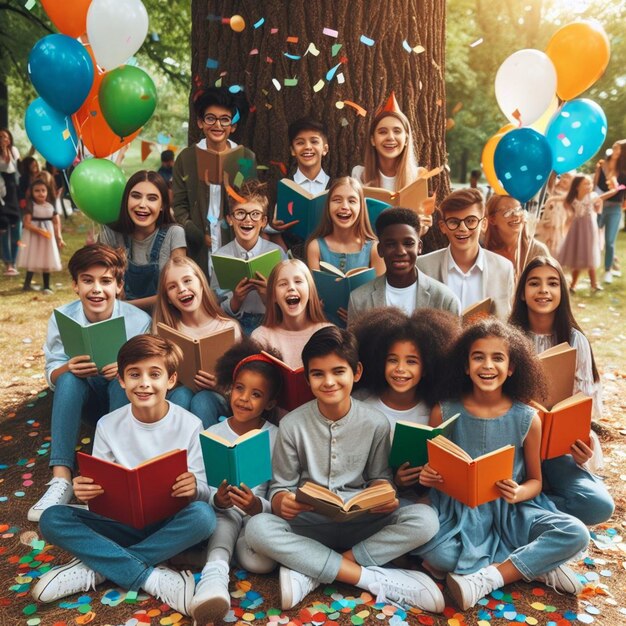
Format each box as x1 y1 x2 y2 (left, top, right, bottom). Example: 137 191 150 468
365 197 392 227
276 179 328 240
199 428 271 489
260 351 314 412
462 298 492 325
54 310 127 370
195 144 257 186
76 449 188 529
211 249 282 291
537 342 577 409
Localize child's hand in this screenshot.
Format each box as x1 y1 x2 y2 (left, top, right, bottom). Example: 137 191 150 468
229 483 262 516
68 355 98 378
278 492 314 520
73 475 103 502
419 463 443 487
100 362 118 381
214 479 233 509
571 438 594 466
337 307 348 323
194 370 217 390
248 272 268 303
271 218 300 232
230 277 256 312
419 212 434 238
56 237 66 249
394 462 423 488
172 471 196 499
369 497 399 515
496 478 522 504
204 233 213 250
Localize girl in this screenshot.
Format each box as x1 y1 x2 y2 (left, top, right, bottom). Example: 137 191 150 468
18 156 41 208
191 339 281 624
16 178 64 293
153 255 242 427
510 256 614 525
415 319 589 610
99 170 186 310
251 259 330 369
0 128 21 276
535 173 574 256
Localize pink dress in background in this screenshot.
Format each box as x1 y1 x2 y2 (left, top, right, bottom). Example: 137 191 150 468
557 195 600 269
16 202 62 273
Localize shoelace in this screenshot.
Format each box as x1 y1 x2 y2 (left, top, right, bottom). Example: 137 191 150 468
372 579 418 608
154 570 190 610
58 562 98 594
35 479 71 508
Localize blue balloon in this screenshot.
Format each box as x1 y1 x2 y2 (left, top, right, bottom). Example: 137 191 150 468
25 98 78 169
494 128 552 203
28 34 93 115
546 99 607 174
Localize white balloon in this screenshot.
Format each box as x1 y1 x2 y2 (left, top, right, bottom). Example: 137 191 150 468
86 0 148 70
495 49 557 127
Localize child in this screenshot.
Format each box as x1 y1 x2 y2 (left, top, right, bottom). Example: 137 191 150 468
251 259 330 369
99 170 186 310
245 326 444 612
33 335 215 616
509 256 614 524
416 188 515 319
158 149 175 185
27 244 152 522
16 178 64 293
416 319 589 610
348 208 460 322
191 339 282 623
535 173 574 256
212 180 287 335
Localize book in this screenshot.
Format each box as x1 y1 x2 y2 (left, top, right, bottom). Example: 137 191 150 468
537 342 577 409
54 309 127 370
260 350 314 412
275 178 328 240
195 144 257 186
295 481 396 521
388 413 460 468
156 323 236 392
364 197 392 226
531 392 592 460
427 435 515 508
76 449 188 529
462 298 492 325
211 248 282 291
199 427 272 489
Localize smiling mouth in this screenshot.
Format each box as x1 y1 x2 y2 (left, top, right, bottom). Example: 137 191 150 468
134 211 151 219
240 224 255 233
478 374 497 380
286 295 301 306
135 392 152 400
179 294 194 304
87 296 105 303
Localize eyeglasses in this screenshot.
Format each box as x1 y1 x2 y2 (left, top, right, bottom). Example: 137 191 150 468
499 207 524 219
442 216 484 231
231 208 265 222
202 114 233 127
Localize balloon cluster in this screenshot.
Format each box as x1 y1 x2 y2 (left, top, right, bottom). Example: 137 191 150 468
482 21 610 203
24 0 158 224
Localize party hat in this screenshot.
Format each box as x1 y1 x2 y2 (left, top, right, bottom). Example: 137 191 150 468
375 91 402 116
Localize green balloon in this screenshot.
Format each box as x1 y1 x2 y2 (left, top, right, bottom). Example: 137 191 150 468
99 65 157 138
70 159 126 225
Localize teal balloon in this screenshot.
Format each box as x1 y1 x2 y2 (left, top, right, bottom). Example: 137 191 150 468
24 98 78 169
70 159 126 225
28 34 94 115
99 66 157 138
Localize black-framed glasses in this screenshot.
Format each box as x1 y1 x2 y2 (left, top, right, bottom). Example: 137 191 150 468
202 114 233 127
442 216 484 231
231 208 265 222
499 207 524 219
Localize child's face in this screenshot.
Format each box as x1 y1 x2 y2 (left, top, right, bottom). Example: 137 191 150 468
73 266 123 323
31 184 48 204
119 356 176 416
231 369 275 425
274 264 310 320
127 181 162 232
307 353 362 410
290 131 328 172
377 224 420 281
489 197 525 240
226 200 267 248
439 203 486 255
523 265 561 316
29 160 40 175
555 173 573 193
578 177 593 196
197 104 236 149
466 336 512 394
385 340 422 395
164 264 204 315
329 183 361 232
371 115 407 161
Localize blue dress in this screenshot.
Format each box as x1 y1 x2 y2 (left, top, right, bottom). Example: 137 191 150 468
317 237 373 273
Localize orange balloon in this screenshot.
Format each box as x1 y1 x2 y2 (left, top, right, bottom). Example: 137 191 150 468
41 0 92 38
497 123 517 135
481 132 508 196
545 21 610 101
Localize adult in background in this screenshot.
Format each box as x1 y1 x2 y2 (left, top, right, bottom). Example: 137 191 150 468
0 129 22 276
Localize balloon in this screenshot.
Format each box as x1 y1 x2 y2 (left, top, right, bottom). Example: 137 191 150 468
495 49 557 126
497 123 517 135
99 66 157 138
494 128 552 203
69 159 126 224
230 15 246 32
530 96 560 134
86 0 148 70
546 21 610 101
545 99 607 174
41 0 92 37
25 98 78 169
481 132 508 196
28 34 94 115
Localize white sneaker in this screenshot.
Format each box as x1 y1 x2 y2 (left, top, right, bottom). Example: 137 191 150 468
28 477 73 522
604 271 613 284
534 564 583 595
144 566 195 616
190 560 230 623
279 566 319 610
368 566 444 613
446 567 502 611
32 558 105 602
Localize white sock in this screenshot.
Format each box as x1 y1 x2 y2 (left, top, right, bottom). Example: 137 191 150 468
208 548 230 564
483 565 504 589
355 566 378 591
142 568 160 596
203 558 229 574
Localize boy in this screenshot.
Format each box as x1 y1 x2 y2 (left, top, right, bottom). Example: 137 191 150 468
348 208 460 322
158 149 175 185
245 326 444 613
416 188 515 319
211 180 287 334
33 335 215 615
28 244 152 522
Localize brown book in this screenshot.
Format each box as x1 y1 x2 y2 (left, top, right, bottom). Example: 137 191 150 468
462 298 492 325
295 481 396 521
427 435 515 508
195 144 257 185
537 342 576 409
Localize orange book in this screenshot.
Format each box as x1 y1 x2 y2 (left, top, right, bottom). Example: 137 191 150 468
427 435 515 508
462 298 492 325
261 351 314 412
537 342 576 409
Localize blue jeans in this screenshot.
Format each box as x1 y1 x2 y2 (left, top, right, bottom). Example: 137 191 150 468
40 501 215 590
1 219 21 265
601 201 622 271
189 389 229 428
543 455 614 525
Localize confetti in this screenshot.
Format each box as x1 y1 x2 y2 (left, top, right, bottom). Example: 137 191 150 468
343 100 367 116
470 38 484 47
313 79 325 92
305 43 320 56
323 27 339 38
360 35 375 46
272 78 282 91
325 63 342 81
205 58 219 69
284 77 298 87
331 43 343 57
286 36 299 43
253 17 265 29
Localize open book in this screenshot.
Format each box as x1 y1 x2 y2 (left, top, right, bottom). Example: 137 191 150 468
260 351 314 412
537 342 576 409
212 248 282 291
462 298 492 325
295 481 396 521
275 178 328 239
199 428 271 489
195 144 257 186
76 449 188 529
156 323 235 392
54 310 127 370
389 413 459 468
427 435 515 508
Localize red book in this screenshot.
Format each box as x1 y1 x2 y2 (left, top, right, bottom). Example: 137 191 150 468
76 450 188 529
261 351 314 412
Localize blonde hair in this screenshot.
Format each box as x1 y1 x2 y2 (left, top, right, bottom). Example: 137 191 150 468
152 256 229 331
262 259 327 328
226 179 270 216
363 111 419 190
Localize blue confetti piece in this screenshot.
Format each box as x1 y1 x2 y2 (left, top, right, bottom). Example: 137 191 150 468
360 34 375 46
563 611 577 620
284 53 301 60
206 58 219 69
218 415 228 422
229 85 244 94
325 63 342 81
253 17 265 29
208 215 219 224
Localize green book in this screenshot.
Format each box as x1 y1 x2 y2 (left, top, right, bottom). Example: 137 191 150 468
276 178 328 240
388 413 460 469
211 248 282 291
199 428 272 489
54 310 127 370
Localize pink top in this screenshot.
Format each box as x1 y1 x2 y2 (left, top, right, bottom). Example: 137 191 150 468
179 317 242 342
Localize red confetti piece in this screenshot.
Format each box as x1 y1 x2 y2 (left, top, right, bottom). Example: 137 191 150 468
287 201 294 216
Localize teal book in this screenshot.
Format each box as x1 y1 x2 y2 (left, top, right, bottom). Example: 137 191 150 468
388 413 460 469
365 197 392 227
276 178 328 240
54 310 127 370
211 248 282 291
199 428 272 489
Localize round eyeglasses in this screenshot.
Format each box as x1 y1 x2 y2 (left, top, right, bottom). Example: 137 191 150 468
442 216 484 231
231 208 265 222
202 114 233 127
